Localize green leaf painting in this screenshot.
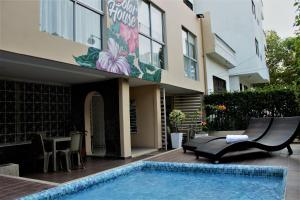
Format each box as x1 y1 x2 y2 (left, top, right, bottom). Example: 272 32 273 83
74 47 100 68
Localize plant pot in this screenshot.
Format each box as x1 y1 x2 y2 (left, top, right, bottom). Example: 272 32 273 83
171 133 183 149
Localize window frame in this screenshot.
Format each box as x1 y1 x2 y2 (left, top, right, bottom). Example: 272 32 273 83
182 27 199 80
138 0 166 69
72 0 104 49
213 76 226 94
252 0 256 18
40 0 104 49
255 38 259 56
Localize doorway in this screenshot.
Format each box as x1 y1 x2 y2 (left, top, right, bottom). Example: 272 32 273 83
84 91 106 157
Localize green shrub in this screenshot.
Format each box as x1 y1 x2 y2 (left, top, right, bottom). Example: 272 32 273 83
204 87 299 130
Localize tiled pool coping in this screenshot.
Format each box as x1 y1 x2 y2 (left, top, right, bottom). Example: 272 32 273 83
20 161 288 200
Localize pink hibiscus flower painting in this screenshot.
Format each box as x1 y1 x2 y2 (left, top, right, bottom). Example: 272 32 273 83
96 38 131 76
120 23 139 54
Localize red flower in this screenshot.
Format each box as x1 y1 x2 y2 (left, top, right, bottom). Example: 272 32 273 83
120 23 139 54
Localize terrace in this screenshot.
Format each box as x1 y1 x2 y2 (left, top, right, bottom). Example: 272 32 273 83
0 144 299 200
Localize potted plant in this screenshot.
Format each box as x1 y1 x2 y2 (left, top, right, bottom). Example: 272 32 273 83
169 109 186 148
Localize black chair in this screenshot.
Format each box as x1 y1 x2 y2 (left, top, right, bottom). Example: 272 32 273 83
183 117 272 153
31 133 52 173
194 117 300 163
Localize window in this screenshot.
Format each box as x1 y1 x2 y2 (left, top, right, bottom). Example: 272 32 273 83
240 84 243 91
130 100 137 134
255 38 259 56
183 0 193 10
182 28 198 80
252 0 256 18
213 76 226 93
138 0 165 69
40 0 103 49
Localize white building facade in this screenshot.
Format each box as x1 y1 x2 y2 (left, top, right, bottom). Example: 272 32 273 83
194 0 269 93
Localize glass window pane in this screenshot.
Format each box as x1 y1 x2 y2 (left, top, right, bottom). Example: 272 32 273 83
139 35 151 65
188 34 196 59
40 0 73 40
76 5 101 49
184 57 197 80
138 0 150 35
182 30 188 56
152 41 164 69
78 0 102 11
190 60 197 80
184 56 190 78
151 5 163 42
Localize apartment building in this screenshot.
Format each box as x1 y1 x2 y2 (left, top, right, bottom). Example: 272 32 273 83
0 0 205 159
194 0 269 93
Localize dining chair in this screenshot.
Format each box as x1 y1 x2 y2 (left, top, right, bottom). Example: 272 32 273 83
31 133 52 173
57 131 83 172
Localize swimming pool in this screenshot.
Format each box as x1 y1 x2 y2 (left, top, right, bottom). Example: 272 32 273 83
21 161 287 200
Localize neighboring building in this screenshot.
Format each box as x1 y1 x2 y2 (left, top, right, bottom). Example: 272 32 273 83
0 0 205 161
194 0 269 93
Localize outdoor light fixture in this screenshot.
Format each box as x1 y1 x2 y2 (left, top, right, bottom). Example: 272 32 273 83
87 34 100 45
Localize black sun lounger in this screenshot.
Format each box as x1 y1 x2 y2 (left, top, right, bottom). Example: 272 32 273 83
194 116 300 163
182 117 272 153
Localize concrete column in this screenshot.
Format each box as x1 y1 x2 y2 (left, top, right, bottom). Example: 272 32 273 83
118 78 131 158
153 86 162 149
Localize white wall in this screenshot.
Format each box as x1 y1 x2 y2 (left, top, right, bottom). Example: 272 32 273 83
194 0 269 84
206 56 230 94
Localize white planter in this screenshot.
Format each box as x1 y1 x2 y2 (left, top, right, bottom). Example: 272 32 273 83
0 163 19 176
171 133 183 149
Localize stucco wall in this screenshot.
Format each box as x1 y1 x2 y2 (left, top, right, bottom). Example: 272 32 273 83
143 0 206 92
194 0 269 82
0 0 87 65
0 0 206 93
206 56 230 94
130 85 161 148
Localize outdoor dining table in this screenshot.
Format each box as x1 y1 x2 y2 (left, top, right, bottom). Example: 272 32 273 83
43 136 71 172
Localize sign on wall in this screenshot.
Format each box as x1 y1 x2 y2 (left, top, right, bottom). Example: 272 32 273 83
74 0 161 82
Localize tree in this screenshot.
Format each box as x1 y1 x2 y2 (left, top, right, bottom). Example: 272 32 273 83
295 0 300 34
265 31 300 85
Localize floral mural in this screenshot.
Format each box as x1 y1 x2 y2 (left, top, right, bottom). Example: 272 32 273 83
74 0 161 82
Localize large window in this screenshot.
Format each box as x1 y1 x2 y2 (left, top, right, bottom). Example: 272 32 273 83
138 0 165 69
40 0 103 49
182 28 198 80
213 76 226 93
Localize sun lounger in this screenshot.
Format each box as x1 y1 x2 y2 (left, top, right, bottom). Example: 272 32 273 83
182 117 272 153
194 116 300 163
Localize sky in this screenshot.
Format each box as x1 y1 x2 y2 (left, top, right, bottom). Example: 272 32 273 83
263 0 297 38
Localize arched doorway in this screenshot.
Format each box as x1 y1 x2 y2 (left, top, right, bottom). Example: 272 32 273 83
84 91 106 156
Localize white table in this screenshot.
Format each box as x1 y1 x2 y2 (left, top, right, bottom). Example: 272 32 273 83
43 137 71 172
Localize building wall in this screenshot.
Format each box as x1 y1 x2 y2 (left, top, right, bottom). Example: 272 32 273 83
0 0 206 93
206 56 230 94
194 0 269 83
0 0 87 66
154 0 206 92
130 85 161 149
0 79 71 145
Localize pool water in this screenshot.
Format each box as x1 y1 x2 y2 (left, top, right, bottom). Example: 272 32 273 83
21 162 286 200
62 169 284 200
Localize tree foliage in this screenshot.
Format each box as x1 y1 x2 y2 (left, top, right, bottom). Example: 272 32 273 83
295 0 300 34
265 31 300 85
